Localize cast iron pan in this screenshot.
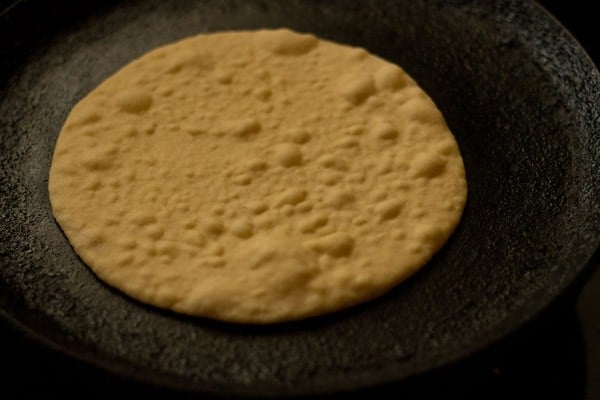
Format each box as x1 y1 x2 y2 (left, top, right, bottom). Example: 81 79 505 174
0 0 599 397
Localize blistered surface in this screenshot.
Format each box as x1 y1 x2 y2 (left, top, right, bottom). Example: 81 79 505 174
48 29 467 323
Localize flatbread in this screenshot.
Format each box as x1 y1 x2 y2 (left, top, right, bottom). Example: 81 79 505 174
49 29 467 323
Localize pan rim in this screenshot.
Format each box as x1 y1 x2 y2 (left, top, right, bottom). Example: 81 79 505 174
1 246 598 397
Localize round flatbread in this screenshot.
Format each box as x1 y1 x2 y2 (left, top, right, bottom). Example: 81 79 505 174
49 29 467 323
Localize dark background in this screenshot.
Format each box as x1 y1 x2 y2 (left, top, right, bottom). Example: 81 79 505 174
0 0 597 398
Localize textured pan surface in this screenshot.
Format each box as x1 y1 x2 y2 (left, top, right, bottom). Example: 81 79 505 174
0 0 598 396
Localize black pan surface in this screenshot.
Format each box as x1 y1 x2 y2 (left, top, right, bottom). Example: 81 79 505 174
0 0 598 397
